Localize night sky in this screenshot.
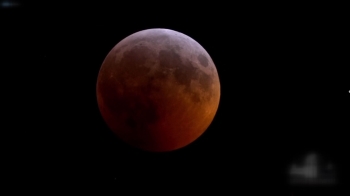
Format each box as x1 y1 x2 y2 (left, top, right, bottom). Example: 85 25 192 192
2 2 348 195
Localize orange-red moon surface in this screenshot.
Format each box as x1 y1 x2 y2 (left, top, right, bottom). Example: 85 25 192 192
96 28 220 152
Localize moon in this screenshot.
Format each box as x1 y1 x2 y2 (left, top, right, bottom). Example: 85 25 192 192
96 28 220 152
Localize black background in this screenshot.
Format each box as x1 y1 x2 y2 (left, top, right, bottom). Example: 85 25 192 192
2 1 348 195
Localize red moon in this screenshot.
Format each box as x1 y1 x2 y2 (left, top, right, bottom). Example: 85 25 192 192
96 28 220 152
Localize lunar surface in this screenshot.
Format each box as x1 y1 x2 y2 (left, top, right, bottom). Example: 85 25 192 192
96 28 220 152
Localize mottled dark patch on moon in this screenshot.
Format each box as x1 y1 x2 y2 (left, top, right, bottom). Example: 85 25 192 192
157 47 214 103
159 49 182 70
158 49 213 90
173 58 198 87
197 54 208 67
118 45 154 77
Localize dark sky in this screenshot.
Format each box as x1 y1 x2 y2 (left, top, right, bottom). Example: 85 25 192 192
2 2 348 195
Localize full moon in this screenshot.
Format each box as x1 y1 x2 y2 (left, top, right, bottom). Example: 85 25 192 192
96 28 220 152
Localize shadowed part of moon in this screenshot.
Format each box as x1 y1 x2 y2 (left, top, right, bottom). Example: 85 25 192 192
98 77 161 149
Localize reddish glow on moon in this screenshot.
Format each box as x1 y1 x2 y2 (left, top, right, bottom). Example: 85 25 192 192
96 28 220 152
